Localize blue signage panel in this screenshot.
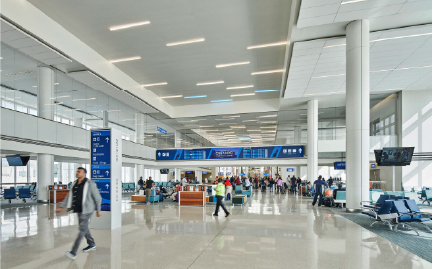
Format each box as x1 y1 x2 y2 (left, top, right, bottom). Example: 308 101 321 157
156 145 304 161
91 130 111 211
186 171 193 174
334 162 346 170
287 168 294 172
156 127 167 134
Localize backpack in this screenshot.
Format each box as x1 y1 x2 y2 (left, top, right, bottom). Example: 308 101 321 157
323 197 334 207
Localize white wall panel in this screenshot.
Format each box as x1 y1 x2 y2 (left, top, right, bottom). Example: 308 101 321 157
56 123 73 146
14 112 37 140
37 117 57 143
1 108 15 136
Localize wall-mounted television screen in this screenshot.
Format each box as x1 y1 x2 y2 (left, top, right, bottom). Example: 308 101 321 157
6 156 30 166
375 147 415 166
160 168 169 174
186 171 193 174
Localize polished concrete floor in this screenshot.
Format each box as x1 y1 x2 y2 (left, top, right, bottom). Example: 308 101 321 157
1 190 431 269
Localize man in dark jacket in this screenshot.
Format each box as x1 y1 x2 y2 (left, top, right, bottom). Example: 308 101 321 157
312 175 328 207
56 167 102 259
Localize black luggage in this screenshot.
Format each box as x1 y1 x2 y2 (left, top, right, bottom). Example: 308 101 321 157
323 197 334 207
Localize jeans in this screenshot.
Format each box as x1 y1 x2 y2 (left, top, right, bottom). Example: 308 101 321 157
145 189 151 203
312 193 324 206
270 184 274 191
277 186 282 193
214 196 229 215
71 212 95 254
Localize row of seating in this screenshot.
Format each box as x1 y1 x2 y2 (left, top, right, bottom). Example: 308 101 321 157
122 183 136 193
3 188 33 204
154 182 176 188
362 195 432 235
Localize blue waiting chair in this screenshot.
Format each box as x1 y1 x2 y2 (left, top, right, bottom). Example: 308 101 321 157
363 195 390 210
362 200 396 230
19 188 31 203
4 189 17 204
391 200 423 235
403 199 432 232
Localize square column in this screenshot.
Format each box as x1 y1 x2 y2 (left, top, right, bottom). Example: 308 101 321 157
307 100 318 182
345 19 370 212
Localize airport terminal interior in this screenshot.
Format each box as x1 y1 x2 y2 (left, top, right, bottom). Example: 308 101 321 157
1 0 433 268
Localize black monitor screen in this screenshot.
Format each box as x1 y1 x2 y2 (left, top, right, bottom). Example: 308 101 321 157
160 168 169 174
380 147 414 166
6 156 30 166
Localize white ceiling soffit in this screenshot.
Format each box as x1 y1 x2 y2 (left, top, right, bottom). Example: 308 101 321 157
25 0 291 107
68 71 158 114
0 18 72 66
285 24 432 98
297 0 432 29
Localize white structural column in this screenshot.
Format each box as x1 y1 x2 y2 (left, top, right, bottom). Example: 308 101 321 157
37 154 54 203
346 19 370 212
195 170 202 183
175 168 181 182
175 131 181 148
307 100 318 182
136 164 144 182
294 126 301 144
135 113 145 144
37 67 54 119
37 67 55 203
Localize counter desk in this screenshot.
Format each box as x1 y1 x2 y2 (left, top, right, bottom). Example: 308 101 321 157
178 191 206 206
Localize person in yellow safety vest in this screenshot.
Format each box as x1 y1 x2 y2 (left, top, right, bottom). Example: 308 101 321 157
213 178 231 217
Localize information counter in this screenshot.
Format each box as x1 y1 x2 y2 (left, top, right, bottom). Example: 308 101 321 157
178 191 206 206
48 185 69 203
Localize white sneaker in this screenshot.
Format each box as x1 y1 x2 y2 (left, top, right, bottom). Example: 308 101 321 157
65 251 76 260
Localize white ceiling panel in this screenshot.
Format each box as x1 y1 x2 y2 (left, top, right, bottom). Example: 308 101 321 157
285 25 432 98
297 0 432 28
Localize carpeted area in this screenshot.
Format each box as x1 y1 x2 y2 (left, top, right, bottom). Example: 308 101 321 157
340 213 432 263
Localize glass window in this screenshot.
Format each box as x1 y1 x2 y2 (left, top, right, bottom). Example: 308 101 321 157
1 158 14 184
54 162 61 183
29 108 37 116
29 160 37 183
16 165 28 183
390 114 395 124
2 101 14 110
16 105 27 113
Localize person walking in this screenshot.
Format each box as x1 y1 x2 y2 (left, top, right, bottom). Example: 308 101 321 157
56 167 102 260
269 178 275 192
327 177 333 188
145 176 155 204
312 175 328 207
224 178 233 200
213 178 231 217
277 177 283 194
138 176 144 189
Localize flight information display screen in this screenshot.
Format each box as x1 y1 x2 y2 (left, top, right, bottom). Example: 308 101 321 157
156 145 304 161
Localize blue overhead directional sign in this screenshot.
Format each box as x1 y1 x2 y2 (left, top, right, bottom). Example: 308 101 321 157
91 130 111 211
157 126 167 134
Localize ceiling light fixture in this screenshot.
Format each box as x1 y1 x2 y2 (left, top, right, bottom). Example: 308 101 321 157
160 95 182 99
242 120 258 122
109 21 150 31
260 121 277 124
166 38 205 46
324 33 433 48
231 93 255 97
50 95 70 99
371 65 432 73
311 74 345 79
260 126 276 129
252 69 285 75
341 0 367 4
216 61 250 68
211 99 233 103
184 95 207 99
73 98 96 101
196 81 224 86
226 85 254 90
247 41 289 49
110 56 141 63
258 115 278 118
142 82 168 87
255 90 280 93
247 130 261 132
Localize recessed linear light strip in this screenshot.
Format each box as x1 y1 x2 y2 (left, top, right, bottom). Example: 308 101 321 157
216 61 250 68
142 82 168 87
110 56 141 63
1 18 72 62
324 33 432 48
109 21 150 31
247 41 289 49
252 69 285 75
341 0 367 4
184 95 207 99
211 99 232 103
166 38 205 46
197 81 224 86
160 95 182 99
231 93 255 97
226 85 254 90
